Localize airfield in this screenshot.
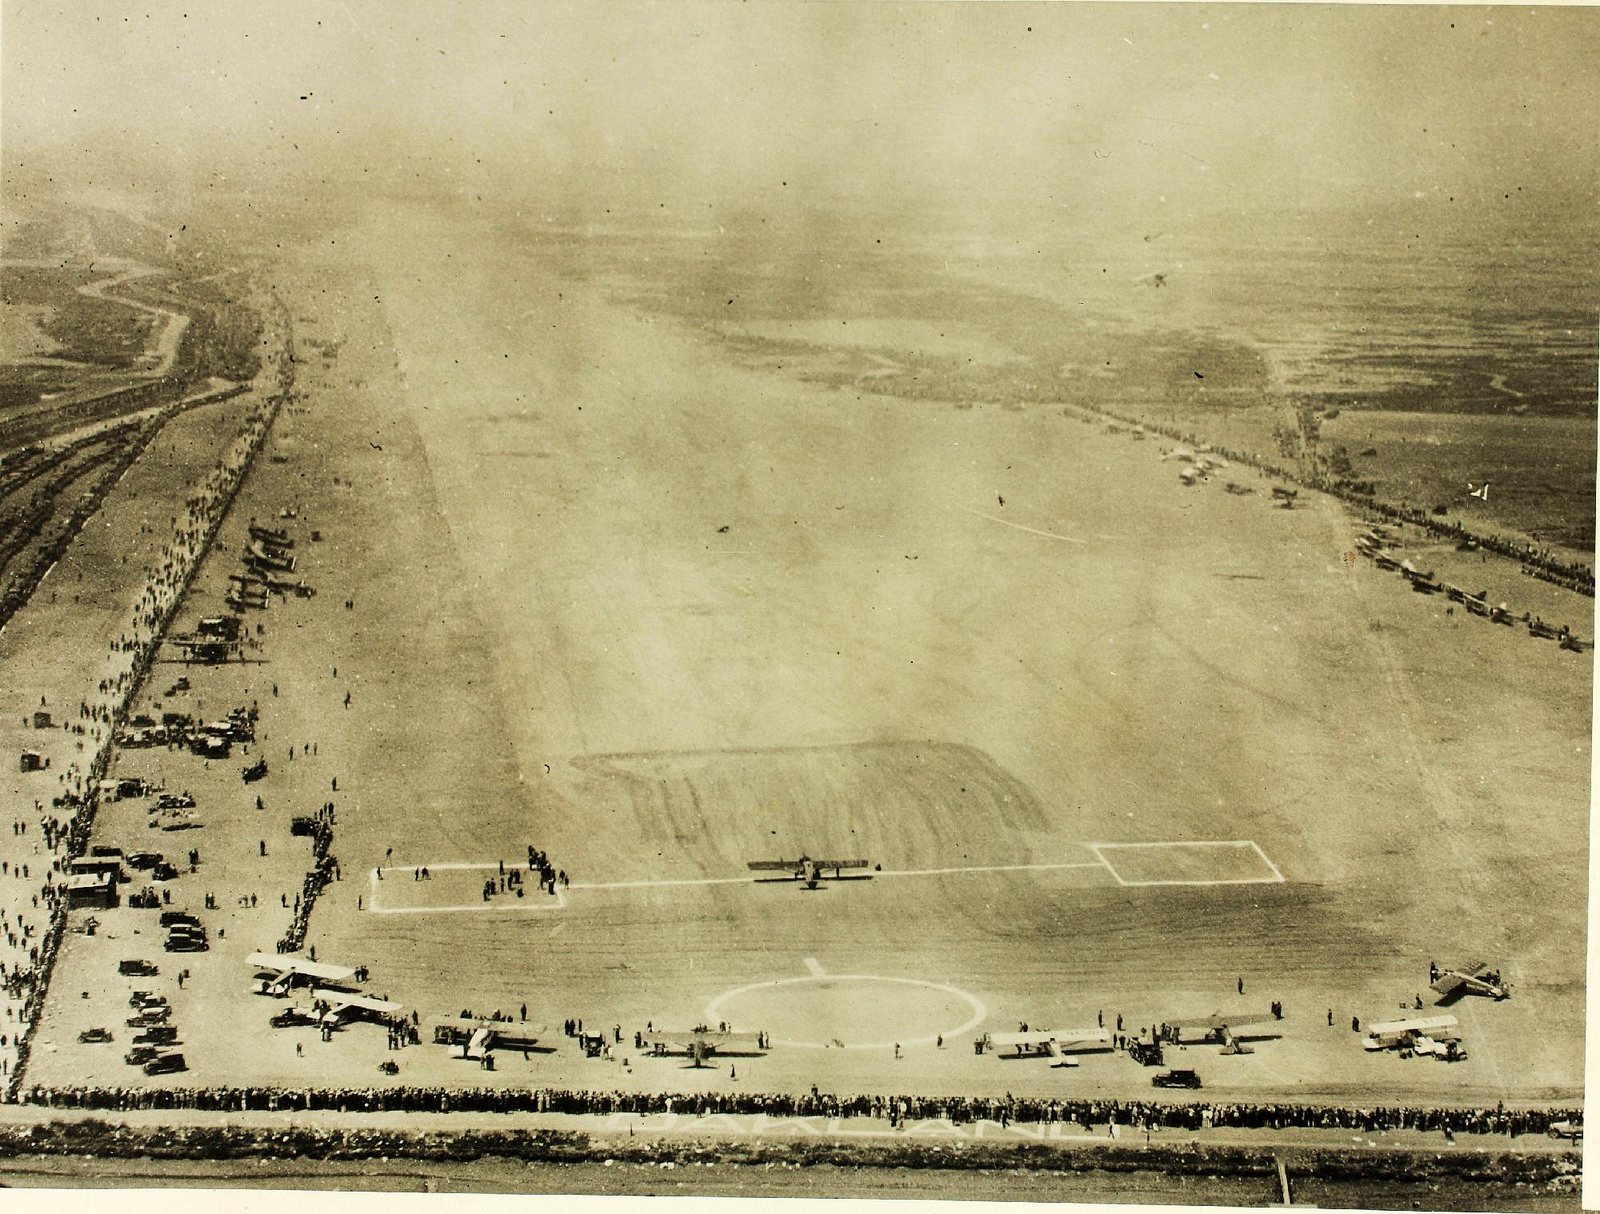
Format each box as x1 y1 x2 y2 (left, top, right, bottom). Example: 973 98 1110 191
14 200 1591 1108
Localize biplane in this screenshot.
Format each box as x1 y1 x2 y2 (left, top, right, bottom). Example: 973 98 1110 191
747 854 872 890
1398 559 1435 584
1363 1014 1460 1052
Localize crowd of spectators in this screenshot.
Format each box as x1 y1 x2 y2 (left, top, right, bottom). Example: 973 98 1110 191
20 1082 1579 1140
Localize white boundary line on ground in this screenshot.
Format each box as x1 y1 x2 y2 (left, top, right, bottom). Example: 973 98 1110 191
1088 839 1286 887
366 842 1283 912
879 861 1105 879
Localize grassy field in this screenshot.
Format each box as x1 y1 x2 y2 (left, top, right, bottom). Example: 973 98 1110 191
20 199 1592 1112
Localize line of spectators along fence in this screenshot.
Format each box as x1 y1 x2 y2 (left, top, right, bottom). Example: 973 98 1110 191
1066 403 1595 598
19 1082 1580 1139
3 296 294 1103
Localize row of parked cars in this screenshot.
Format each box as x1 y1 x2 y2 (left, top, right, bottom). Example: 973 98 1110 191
82 983 186 1075
163 909 208 953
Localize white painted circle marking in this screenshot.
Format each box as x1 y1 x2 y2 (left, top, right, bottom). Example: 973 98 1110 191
705 973 987 1051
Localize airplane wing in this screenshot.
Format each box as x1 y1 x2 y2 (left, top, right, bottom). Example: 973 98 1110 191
246 951 290 974
1051 1027 1112 1049
746 860 800 873
985 1030 1050 1049
810 858 869 871
312 988 402 1016
1430 972 1469 1002
1174 1011 1273 1034
641 1032 699 1052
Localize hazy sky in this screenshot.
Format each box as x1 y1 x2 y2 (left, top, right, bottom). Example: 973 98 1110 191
4 2 1597 219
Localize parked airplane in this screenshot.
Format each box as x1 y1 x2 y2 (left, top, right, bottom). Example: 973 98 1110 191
1399 560 1435 583
312 988 404 1026
980 1027 1111 1066
245 541 295 572
430 1017 541 1059
1166 1011 1278 1053
641 1029 766 1066
1430 961 1511 1004
246 951 359 997
1363 1014 1461 1053
249 525 293 547
747 855 872 890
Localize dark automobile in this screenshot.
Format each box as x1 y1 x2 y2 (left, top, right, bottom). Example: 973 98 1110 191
151 862 181 881
164 936 208 953
142 1052 187 1076
78 1027 113 1044
124 1046 160 1066
1152 1069 1203 1090
241 758 268 783
118 959 158 977
156 793 195 810
127 852 163 870
127 1010 170 1027
270 1007 317 1029
133 1027 179 1045
159 912 201 927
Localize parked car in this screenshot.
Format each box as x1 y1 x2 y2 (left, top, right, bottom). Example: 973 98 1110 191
78 1028 113 1044
133 1027 179 1045
164 936 208 953
127 852 163 871
160 912 201 927
270 1007 318 1029
156 793 195 810
124 1046 160 1066
1152 1069 1203 1090
142 1052 187 1076
118 960 158 977
151 862 181 881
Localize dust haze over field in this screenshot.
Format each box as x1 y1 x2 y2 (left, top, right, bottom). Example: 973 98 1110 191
1 0 1597 1202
